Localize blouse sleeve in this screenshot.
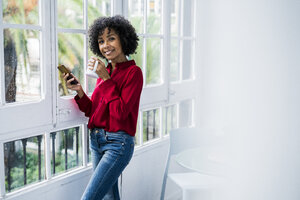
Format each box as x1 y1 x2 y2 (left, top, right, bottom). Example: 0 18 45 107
74 92 93 117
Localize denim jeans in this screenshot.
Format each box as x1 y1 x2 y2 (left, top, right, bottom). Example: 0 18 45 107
81 128 135 200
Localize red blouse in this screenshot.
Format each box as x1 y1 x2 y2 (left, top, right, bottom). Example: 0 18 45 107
74 60 143 136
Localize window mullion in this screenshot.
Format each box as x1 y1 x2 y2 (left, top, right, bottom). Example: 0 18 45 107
50 0 58 126
112 0 123 15
0 1 4 106
139 111 143 146
0 142 5 197
45 132 52 180
83 0 88 95
163 0 171 102
82 125 88 166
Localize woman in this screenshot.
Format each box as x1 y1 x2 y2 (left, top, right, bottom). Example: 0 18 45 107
63 15 143 200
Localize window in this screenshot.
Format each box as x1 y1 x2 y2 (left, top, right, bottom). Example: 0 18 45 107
0 0 197 196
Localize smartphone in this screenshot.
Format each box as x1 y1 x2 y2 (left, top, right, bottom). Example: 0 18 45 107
57 64 78 85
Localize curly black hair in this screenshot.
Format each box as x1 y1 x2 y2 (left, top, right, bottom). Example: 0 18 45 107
88 15 139 59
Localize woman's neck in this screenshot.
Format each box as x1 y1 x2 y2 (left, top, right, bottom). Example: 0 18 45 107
111 55 128 71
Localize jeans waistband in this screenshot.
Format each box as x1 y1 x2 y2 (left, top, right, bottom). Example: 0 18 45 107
92 128 131 138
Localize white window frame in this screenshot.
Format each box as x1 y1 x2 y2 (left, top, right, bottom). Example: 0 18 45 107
0 1 53 136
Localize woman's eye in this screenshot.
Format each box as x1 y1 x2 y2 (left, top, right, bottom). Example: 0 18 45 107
109 37 115 41
99 40 104 44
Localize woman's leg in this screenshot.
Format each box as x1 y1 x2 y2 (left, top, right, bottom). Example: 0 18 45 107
81 130 134 200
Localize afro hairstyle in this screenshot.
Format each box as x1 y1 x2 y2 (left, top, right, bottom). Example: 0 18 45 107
88 15 139 59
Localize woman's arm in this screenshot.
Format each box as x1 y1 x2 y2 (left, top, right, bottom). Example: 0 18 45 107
63 73 93 117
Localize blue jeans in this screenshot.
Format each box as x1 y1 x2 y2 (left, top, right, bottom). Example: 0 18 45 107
81 128 135 200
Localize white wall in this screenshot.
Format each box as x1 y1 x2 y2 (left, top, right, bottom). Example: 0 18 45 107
196 0 300 200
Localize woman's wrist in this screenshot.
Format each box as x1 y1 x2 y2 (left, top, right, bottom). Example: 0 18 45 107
77 87 85 98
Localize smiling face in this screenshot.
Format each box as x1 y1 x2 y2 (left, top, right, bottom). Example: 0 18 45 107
98 28 127 63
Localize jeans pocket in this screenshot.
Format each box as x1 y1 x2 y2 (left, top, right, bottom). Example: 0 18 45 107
106 132 125 145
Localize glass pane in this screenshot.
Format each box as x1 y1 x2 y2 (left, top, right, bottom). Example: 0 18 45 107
58 33 84 96
182 0 194 37
171 0 179 36
134 115 141 146
88 0 111 26
146 0 161 34
4 29 41 103
170 39 179 82
179 99 193 127
182 40 193 80
146 38 161 85
162 104 177 136
50 127 83 176
57 0 83 29
129 36 143 70
4 135 45 193
143 108 160 142
3 0 40 25
128 0 144 33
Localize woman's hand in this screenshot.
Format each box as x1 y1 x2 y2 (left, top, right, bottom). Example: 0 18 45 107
63 73 84 98
88 57 111 81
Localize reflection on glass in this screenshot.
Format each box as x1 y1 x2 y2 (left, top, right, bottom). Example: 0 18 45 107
163 104 177 136
146 38 161 85
128 0 144 33
4 29 41 103
182 40 193 80
57 0 83 29
50 127 83 176
58 33 84 96
179 99 193 127
182 0 194 37
171 0 179 36
3 0 39 25
170 39 179 82
4 135 45 192
143 108 160 142
129 36 143 70
88 0 111 26
147 0 161 34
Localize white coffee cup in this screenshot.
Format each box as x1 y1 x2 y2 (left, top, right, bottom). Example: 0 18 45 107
86 60 99 79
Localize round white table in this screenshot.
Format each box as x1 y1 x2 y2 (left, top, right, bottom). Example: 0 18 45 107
175 146 225 176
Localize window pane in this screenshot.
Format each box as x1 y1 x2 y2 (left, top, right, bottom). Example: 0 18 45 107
3 0 40 25
58 33 84 96
57 0 83 29
128 0 144 34
170 39 179 82
88 0 111 26
146 0 161 34
143 108 160 142
4 29 41 103
179 99 193 127
182 40 193 80
50 127 83 176
4 135 45 193
129 36 143 70
146 38 161 85
171 0 179 36
182 0 194 37
162 104 177 136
